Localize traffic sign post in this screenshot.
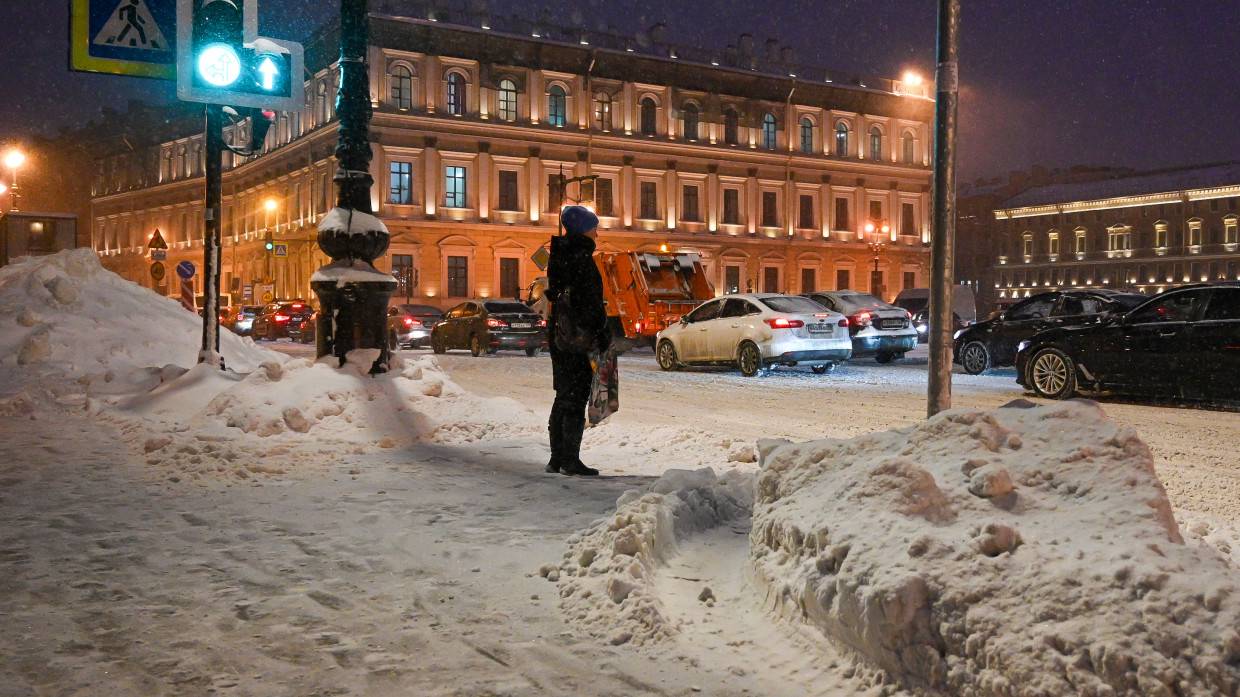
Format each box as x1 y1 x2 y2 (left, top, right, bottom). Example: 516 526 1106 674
70 0 177 79
273 243 288 257
150 261 166 283
531 245 551 271
177 262 196 313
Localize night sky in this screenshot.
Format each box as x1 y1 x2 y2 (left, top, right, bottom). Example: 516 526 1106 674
2 0 1237 182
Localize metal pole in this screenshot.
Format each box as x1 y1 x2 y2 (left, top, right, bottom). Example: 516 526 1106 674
927 0 960 416
200 104 225 369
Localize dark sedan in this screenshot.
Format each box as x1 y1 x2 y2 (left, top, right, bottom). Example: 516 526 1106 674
432 300 548 356
953 290 1145 374
252 301 314 341
387 304 443 350
1016 283 1240 402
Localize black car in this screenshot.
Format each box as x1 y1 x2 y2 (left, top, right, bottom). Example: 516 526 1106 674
431 300 548 356
1016 283 1240 402
252 301 314 341
386 304 443 350
953 290 1145 375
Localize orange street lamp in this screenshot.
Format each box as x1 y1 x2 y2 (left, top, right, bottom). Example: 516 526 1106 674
4 148 25 212
263 197 279 212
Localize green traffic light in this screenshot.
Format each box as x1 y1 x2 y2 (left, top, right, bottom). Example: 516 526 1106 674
265 242 274 251
197 43 242 87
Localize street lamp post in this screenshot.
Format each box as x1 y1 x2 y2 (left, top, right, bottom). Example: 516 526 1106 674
310 0 395 374
864 220 891 300
4 149 26 212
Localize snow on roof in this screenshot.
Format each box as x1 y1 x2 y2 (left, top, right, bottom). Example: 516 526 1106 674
1003 162 1240 209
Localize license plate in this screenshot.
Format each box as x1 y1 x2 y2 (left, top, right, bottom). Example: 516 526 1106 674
512 322 531 329
881 319 904 329
808 324 832 334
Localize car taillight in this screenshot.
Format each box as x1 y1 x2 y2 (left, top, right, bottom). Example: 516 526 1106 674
634 320 644 334
838 318 849 328
850 311 872 327
274 314 290 322
765 318 805 329
402 317 416 328
487 318 508 328
536 318 547 328
904 310 913 320
292 304 304 309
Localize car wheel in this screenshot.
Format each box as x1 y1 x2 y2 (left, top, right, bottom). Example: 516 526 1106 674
525 347 539 357
875 351 894 364
470 335 483 357
960 341 991 375
811 363 833 375
737 342 762 377
1029 348 1078 400
432 335 446 355
656 340 680 371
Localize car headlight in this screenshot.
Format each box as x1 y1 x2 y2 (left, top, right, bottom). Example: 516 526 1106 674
952 329 965 341
1017 340 1031 354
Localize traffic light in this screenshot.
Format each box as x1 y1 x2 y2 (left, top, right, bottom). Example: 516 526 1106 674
248 108 277 151
176 0 304 111
264 231 274 252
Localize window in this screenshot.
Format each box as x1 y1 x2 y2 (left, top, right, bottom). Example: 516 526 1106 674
547 85 567 127
869 126 883 160
761 113 777 150
686 300 723 323
640 97 657 136
834 121 850 156
390 65 413 110
497 170 519 211
799 118 814 154
761 191 778 227
763 267 780 293
721 298 759 317
724 266 741 294
723 189 740 225
869 200 883 223
1225 216 1238 244
1128 290 1205 324
596 178 614 217
1108 226 1132 251
800 268 816 293
682 103 699 141
499 258 520 299
1022 233 1034 257
798 195 814 229
497 79 518 122
447 256 469 297
640 181 658 219
1204 289 1240 321
446 72 466 115
1154 222 1168 248
444 166 467 208
593 92 612 131
388 161 413 204
724 109 739 145
903 271 916 290
834 198 850 230
836 269 851 290
682 185 700 222
392 254 415 299
1188 221 1203 247
1048 231 1060 256
1008 296 1056 320
902 131 915 164
901 202 916 236
1075 228 1087 254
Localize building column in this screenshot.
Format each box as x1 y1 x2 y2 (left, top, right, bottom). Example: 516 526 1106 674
423 141 439 218
527 149 542 224
707 166 719 233
621 157 634 228
424 56 440 113
477 147 492 221
745 170 758 235
665 164 678 231
820 178 832 238
622 82 635 135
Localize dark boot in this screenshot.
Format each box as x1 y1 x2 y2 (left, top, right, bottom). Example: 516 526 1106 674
546 404 563 473
557 409 598 477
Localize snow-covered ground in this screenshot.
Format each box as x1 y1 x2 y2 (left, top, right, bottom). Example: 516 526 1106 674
3 253 1238 696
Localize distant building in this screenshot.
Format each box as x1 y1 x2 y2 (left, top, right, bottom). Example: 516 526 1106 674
991 162 1240 305
91 11 934 308
0 212 78 267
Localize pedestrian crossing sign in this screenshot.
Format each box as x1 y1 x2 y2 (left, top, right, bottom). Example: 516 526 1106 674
71 0 177 79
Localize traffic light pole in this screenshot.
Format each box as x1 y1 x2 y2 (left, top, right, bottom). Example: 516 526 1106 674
200 103 225 369
927 0 960 416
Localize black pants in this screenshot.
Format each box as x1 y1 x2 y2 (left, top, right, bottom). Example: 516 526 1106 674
549 347 592 466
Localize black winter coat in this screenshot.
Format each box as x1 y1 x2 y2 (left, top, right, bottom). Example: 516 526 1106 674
547 233 608 352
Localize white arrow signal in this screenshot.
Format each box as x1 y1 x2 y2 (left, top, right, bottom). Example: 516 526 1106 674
257 56 279 91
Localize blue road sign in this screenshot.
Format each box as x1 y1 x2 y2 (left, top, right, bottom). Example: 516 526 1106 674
71 0 177 79
176 260 196 280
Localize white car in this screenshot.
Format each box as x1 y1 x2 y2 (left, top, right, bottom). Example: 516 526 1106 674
804 291 919 363
656 294 852 377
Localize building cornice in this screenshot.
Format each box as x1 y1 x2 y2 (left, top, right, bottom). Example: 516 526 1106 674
995 184 1240 221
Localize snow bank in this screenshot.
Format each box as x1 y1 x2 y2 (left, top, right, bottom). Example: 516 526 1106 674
751 400 1240 697
550 468 753 646
0 250 279 399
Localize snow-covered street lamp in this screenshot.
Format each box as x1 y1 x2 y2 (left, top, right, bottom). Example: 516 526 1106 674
310 0 395 374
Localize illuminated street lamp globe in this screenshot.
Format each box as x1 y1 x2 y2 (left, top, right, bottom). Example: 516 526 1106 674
263 197 279 212
197 43 242 87
3 149 25 171
0 182 7 195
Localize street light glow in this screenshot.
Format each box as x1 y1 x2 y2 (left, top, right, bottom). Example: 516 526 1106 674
902 70 924 87
264 197 279 212
3 149 25 170
0 182 7 195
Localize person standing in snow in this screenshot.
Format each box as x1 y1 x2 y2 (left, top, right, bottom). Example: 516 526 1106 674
545 205 610 476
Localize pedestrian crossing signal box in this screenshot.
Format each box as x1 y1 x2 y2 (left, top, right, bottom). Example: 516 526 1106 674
175 0 304 111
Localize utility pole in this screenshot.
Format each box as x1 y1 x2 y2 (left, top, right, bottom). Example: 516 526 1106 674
310 0 396 373
928 0 961 417
200 104 225 368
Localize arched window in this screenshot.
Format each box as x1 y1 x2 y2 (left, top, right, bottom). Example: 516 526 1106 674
834 121 850 156
593 92 612 131
547 85 567 127
724 108 739 145
682 103 699 141
761 113 777 150
390 65 413 110
869 126 883 161
902 131 916 164
497 79 518 122
640 97 657 136
799 117 814 154
445 72 466 116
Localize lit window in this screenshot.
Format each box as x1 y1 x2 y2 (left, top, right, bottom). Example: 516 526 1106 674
444 166 467 208
799 118 814 154
1075 228 1087 254
1225 216 1238 244
640 97 657 136
388 161 413 204
497 79 518 122
446 72 466 115
902 131 915 164
1022 233 1033 258
869 126 883 160
390 65 413 110
834 121 850 156
547 85 567 127
761 113 777 150
1048 231 1060 256
1188 220 1203 247
682 103 700 141
593 92 611 131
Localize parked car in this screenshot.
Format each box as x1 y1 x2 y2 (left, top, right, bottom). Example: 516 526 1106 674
803 290 918 363
252 300 314 341
387 304 443 350
431 300 547 356
953 289 1145 375
231 305 263 336
656 294 851 377
1015 283 1240 402
294 311 318 344
894 286 977 343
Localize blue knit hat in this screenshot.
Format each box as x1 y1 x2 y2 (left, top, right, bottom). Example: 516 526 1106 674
560 205 599 236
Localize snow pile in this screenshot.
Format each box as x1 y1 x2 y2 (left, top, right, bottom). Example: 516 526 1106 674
551 468 753 646
751 400 1240 697
0 250 279 399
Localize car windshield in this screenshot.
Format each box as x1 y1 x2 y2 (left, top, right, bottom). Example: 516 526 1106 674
484 301 532 314
279 303 308 313
399 304 441 316
897 297 929 314
760 296 825 314
831 293 891 313
1111 295 1148 312
241 306 261 315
